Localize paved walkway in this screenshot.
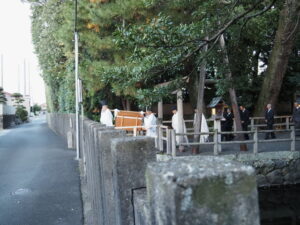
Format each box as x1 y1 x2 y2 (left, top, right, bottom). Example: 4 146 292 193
0 116 83 225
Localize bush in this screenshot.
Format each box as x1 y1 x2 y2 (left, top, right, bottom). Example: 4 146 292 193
16 106 28 122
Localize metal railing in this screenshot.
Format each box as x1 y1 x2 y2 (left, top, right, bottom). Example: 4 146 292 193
163 115 294 131
171 126 299 156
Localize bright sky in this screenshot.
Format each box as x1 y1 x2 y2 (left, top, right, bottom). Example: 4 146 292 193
0 0 45 104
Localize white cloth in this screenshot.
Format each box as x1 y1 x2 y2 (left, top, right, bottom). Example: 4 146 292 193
100 109 113 126
193 113 209 142
144 113 157 137
172 112 188 144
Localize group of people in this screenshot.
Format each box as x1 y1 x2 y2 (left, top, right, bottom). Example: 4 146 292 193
99 100 158 137
222 104 276 140
99 100 300 142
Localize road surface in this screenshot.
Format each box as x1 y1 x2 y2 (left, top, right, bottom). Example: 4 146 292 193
0 117 83 225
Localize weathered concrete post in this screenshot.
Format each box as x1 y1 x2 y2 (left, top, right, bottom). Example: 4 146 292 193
111 136 156 225
253 128 258 154
96 128 126 225
146 156 260 225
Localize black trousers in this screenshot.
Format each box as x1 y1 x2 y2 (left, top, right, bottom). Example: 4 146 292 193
242 123 249 140
265 123 275 139
295 121 300 136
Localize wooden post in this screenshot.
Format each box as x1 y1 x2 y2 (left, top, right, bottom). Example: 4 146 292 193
253 128 258 154
291 126 296 151
177 90 184 148
166 129 171 155
214 120 222 153
158 126 164 151
286 116 290 129
213 129 219 156
251 118 255 131
171 129 177 157
155 126 159 149
133 127 137 137
158 99 163 123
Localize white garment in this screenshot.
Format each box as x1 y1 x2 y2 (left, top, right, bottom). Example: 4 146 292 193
193 113 209 142
144 113 157 137
172 112 188 144
100 109 113 126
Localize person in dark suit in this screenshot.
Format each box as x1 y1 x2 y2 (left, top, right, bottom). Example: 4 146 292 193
292 102 300 136
239 105 250 140
222 108 234 141
265 104 276 139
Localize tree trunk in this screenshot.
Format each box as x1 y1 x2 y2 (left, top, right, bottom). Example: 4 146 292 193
193 40 208 154
255 0 300 116
219 34 247 151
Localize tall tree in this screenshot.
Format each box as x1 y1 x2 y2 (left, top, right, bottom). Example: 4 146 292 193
255 0 300 115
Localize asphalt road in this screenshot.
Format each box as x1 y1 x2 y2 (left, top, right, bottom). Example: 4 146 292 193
0 116 83 225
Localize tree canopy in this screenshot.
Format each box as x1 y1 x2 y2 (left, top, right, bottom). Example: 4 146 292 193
28 0 300 117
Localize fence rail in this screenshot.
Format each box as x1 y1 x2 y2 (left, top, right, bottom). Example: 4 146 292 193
115 115 299 157
163 115 294 131
170 126 299 156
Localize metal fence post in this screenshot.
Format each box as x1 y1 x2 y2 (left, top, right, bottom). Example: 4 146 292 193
213 129 219 156
171 129 177 157
166 129 171 155
253 128 258 154
291 126 296 151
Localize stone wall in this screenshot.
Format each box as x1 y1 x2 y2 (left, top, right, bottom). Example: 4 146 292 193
47 113 261 225
223 151 300 187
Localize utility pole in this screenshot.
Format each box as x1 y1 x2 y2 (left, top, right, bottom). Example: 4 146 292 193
28 63 31 96
1 54 3 88
74 0 80 160
18 65 21 93
24 59 27 96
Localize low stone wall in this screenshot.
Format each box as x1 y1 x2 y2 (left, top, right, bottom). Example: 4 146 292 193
223 151 300 187
47 113 261 225
47 113 76 143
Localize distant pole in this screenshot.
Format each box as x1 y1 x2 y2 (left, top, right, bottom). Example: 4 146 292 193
74 0 80 160
1 54 3 88
23 59 27 96
28 63 31 96
18 65 21 93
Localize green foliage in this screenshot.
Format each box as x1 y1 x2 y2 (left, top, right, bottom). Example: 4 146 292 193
12 93 25 106
28 0 299 116
0 87 7 104
16 106 28 122
32 104 42 115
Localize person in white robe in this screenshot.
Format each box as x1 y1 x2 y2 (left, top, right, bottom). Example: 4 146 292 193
171 106 188 144
193 109 209 142
100 101 113 126
144 109 157 137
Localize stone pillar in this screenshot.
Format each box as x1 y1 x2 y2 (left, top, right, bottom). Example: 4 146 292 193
82 120 108 225
97 129 126 225
111 136 156 225
146 156 260 225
